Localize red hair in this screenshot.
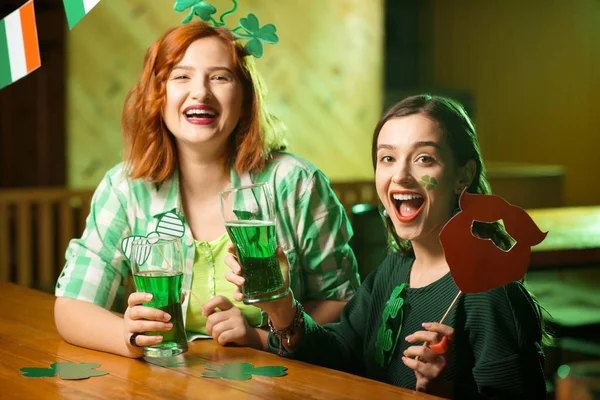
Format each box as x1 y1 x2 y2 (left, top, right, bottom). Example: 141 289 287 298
122 21 285 183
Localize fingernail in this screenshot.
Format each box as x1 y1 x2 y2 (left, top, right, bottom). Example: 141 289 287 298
422 322 432 328
145 294 153 301
166 323 173 330
405 334 413 341
164 314 171 322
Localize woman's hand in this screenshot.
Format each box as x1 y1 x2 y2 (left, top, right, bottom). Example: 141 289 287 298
202 295 261 349
224 244 295 329
123 292 173 350
402 322 454 393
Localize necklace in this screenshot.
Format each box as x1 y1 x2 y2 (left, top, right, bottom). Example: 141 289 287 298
375 282 408 367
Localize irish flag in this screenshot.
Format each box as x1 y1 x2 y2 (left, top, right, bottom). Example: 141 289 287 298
63 0 102 30
0 0 41 91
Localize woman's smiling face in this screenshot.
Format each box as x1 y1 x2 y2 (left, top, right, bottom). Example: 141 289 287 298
375 114 463 243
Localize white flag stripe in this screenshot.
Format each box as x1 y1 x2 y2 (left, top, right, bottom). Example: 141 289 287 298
83 0 101 13
4 9 27 82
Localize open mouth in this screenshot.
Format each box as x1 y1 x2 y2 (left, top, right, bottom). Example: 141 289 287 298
183 107 218 125
390 192 425 222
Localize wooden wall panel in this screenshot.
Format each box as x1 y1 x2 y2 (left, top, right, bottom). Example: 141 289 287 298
67 0 383 188
426 0 600 206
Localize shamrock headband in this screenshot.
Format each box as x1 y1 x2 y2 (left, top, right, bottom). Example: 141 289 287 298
173 0 279 58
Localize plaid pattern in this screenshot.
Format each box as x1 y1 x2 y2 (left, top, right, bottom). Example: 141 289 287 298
56 151 360 318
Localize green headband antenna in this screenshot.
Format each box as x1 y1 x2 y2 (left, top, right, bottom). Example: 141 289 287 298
173 0 279 58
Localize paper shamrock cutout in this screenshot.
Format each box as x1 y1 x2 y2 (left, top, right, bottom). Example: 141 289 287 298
201 362 287 380
174 0 217 23
232 13 279 58
440 190 547 294
20 362 109 380
419 175 438 191
173 0 279 58
121 211 185 265
375 283 407 367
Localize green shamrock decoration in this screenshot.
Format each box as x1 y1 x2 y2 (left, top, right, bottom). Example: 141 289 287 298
374 283 407 367
20 362 109 380
231 13 279 58
419 175 438 191
382 285 405 322
173 0 279 58
201 362 287 380
174 0 217 24
375 325 393 367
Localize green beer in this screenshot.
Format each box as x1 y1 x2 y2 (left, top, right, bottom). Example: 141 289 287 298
225 220 288 304
133 271 188 356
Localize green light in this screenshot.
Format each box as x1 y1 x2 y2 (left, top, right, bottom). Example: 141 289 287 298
352 204 375 215
557 364 571 379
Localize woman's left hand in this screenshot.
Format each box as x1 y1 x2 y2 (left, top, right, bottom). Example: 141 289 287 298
402 322 454 393
202 295 261 349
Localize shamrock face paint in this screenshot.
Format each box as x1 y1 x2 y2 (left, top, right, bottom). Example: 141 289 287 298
440 191 547 294
419 175 438 191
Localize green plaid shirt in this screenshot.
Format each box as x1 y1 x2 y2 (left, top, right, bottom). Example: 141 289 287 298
56 151 360 319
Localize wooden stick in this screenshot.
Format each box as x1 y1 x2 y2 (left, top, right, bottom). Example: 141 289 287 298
416 289 462 359
438 290 462 325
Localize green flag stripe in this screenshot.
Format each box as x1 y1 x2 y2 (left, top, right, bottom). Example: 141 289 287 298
0 19 11 89
63 0 86 30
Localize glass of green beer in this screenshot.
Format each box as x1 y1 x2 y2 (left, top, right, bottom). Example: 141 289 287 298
130 237 188 357
220 182 289 304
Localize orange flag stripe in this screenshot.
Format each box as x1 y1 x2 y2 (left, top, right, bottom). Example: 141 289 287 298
19 0 40 73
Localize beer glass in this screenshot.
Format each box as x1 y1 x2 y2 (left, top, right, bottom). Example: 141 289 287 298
130 237 188 357
220 182 288 304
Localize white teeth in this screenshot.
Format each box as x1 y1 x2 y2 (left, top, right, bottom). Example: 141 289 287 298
392 193 423 201
185 109 216 118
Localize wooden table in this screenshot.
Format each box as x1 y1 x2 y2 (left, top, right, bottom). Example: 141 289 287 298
0 283 443 400
528 206 600 269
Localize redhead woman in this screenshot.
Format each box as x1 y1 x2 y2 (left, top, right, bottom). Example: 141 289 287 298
54 19 359 358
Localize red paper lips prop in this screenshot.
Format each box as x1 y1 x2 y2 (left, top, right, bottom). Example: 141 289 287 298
439 191 547 294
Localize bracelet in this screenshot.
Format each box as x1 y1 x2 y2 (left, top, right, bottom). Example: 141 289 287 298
268 300 305 356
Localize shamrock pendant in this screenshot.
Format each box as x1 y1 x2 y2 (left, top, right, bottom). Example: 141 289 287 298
375 283 407 367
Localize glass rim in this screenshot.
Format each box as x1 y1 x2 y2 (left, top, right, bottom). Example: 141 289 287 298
131 236 181 247
219 182 268 196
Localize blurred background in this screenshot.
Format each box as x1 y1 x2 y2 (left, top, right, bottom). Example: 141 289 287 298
1 1 599 398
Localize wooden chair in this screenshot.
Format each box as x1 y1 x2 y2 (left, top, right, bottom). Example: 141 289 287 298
0 188 94 293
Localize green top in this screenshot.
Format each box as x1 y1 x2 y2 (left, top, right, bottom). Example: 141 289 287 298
56 151 360 325
186 235 262 336
271 253 546 399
